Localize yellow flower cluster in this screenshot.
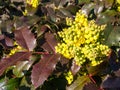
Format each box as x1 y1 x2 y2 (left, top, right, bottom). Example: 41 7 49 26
116 0 120 12
9 42 24 56
64 71 73 84
26 0 39 8
55 10 110 66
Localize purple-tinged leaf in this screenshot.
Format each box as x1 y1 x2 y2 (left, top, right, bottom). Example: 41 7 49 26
31 54 60 88
59 56 69 65
41 32 58 53
4 36 14 47
0 52 31 76
0 35 4 40
71 61 81 75
101 75 120 88
83 82 99 90
0 35 14 49
14 27 36 51
37 25 49 37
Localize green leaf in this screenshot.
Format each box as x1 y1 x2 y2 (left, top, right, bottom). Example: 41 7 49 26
66 76 90 90
66 5 79 15
105 26 120 46
78 0 90 4
81 3 95 16
103 23 113 45
87 61 108 75
13 60 34 77
0 52 31 76
59 8 73 17
0 78 20 90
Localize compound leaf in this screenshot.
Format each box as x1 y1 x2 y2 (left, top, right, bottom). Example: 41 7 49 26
0 52 31 76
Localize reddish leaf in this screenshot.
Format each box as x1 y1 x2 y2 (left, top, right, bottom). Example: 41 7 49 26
31 54 60 88
60 56 69 65
0 35 14 49
37 25 49 37
14 27 36 51
41 32 58 53
5 36 14 47
0 35 4 40
0 52 31 76
71 61 81 75
83 82 100 90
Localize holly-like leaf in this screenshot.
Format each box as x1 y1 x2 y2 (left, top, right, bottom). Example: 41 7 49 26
0 35 14 49
31 54 60 88
105 26 120 47
0 78 20 90
14 26 36 51
4 36 14 47
0 52 31 76
41 32 58 53
66 76 90 90
87 60 108 75
13 60 34 77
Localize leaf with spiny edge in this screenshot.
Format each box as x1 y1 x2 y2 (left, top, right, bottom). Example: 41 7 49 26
14 26 36 51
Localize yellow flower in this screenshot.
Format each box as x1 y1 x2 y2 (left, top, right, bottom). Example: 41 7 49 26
23 9 28 16
27 0 39 8
55 10 110 66
9 42 24 56
65 71 73 84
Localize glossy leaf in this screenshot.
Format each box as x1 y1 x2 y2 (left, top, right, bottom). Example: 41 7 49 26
0 52 31 76
0 78 20 90
42 32 58 53
59 8 73 17
105 26 120 46
87 60 108 75
13 60 34 77
96 10 117 24
14 16 40 28
66 76 90 90
47 7 56 22
5 36 14 47
103 23 113 45
14 26 36 51
81 3 95 16
31 54 60 88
